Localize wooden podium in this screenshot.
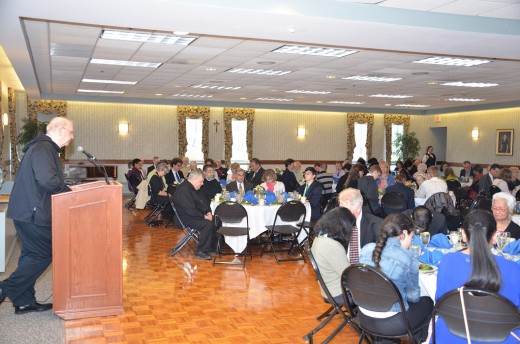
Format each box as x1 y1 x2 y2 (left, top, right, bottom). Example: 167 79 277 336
52 180 123 320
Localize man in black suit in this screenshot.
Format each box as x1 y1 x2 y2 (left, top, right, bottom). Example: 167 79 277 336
200 165 221 206
226 168 253 193
384 173 415 211
478 163 501 194
297 167 324 222
280 158 299 193
247 158 265 187
358 164 382 216
338 188 382 252
172 169 217 260
165 157 185 185
147 156 160 175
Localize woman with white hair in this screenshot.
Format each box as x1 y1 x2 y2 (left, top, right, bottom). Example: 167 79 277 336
491 192 520 239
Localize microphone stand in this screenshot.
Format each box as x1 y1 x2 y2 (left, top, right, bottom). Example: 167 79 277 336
87 157 110 185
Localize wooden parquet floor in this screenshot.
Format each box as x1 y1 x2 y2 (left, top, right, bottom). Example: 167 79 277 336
64 200 361 343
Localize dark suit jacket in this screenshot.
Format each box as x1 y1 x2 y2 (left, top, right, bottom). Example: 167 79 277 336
335 173 349 193
358 175 381 215
172 180 210 226
384 182 415 210
201 178 222 206
280 169 299 193
247 167 265 187
165 170 185 185
298 180 323 222
226 180 254 193
360 212 383 248
478 173 492 193
459 169 475 178
147 165 156 175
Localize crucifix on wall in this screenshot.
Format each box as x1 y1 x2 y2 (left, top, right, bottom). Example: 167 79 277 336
213 120 220 132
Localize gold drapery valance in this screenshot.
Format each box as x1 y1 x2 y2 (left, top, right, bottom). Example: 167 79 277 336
223 108 255 163
27 99 67 119
8 88 19 173
177 106 210 160
346 113 374 161
384 114 410 163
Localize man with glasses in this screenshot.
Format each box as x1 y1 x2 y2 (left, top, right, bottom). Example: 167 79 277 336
165 157 184 185
1 117 74 314
226 168 253 193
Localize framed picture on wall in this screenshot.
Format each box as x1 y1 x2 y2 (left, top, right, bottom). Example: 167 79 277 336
496 129 513 156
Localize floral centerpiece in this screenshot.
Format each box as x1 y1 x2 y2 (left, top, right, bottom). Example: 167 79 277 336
254 185 266 198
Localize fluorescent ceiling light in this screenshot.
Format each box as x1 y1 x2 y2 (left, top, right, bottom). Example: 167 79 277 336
328 101 365 105
191 85 241 90
255 98 293 102
101 29 196 45
91 59 161 68
395 104 430 108
286 90 331 94
342 76 402 82
413 57 491 67
227 68 291 76
441 81 498 88
170 94 213 98
78 89 124 94
369 94 413 99
446 98 484 102
273 45 358 58
82 78 137 85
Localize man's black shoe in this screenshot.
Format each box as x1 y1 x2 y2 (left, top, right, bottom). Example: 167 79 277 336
15 302 53 315
0 288 6 305
194 252 212 260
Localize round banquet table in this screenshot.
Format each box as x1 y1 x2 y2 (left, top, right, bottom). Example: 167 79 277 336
210 201 311 253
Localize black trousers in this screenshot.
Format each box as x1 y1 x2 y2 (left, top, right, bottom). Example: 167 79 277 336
185 218 217 253
0 220 52 307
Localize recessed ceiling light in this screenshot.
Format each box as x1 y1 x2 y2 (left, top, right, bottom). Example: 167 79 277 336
101 29 196 45
206 67 217 71
369 94 413 99
82 78 137 85
441 81 498 88
326 75 336 79
77 89 124 94
287 27 297 33
227 68 291 76
355 94 365 97
395 104 430 108
191 84 241 90
170 94 213 98
286 90 332 94
446 98 484 102
272 45 358 58
413 57 491 67
328 101 365 105
316 101 323 103
240 97 247 100
155 93 163 96
255 98 293 102
91 59 161 68
385 104 392 106
428 81 438 85
342 76 402 82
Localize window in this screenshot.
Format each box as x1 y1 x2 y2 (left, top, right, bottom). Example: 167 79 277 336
185 118 204 161
391 124 404 163
353 122 368 161
231 119 248 162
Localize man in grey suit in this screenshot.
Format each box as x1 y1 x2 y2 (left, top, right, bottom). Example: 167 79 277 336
226 168 253 193
478 163 501 194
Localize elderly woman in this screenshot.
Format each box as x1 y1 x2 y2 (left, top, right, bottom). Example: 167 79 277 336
377 161 395 192
491 192 520 239
226 162 241 182
260 169 285 193
493 168 512 194
508 166 520 195
412 172 427 189
149 162 173 217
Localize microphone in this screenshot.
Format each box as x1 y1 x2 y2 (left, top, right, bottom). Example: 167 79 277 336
77 146 96 160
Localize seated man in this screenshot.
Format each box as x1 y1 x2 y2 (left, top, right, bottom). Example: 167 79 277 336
384 173 415 211
246 158 265 187
404 206 447 236
200 164 221 206
459 160 474 179
165 157 184 185
226 168 253 193
358 164 382 216
172 169 218 260
297 167 324 223
416 166 448 200
127 158 144 192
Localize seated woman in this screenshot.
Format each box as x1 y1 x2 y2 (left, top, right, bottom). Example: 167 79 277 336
507 166 520 195
439 162 449 178
493 168 512 194
226 162 241 183
492 192 520 239
377 161 395 192
435 210 520 343
149 162 173 217
442 167 458 182
337 164 363 192
359 213 433 344
297 167 323 223
311 207 355 304
260 169 285 193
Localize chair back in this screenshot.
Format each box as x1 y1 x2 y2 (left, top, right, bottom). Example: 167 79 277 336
360 190 375 215
170 199 187 229
323 193 339 214
381 192 407 216
341 264 415 339
446 180 461 191
308 250 342 306
274 200 306 223
214 201 247 224
476 197 492 212
124 173 137 194
433 287 520 343
424 192 455 214
489 185 502 197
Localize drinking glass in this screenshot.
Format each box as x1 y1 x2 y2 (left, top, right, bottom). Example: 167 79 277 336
496 232 509 254
420 232 430 247
448 231 461 247
410 245 422 259
236 193 243 204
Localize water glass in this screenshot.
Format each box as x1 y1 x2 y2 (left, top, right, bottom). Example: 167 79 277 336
410 245 422 259
420 232 430 247
496 232 509 254
448 231 461 247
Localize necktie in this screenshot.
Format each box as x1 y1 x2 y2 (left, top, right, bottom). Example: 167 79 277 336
174 171 180 183
239 183 243 192
349 227 359 264
303 183 309 196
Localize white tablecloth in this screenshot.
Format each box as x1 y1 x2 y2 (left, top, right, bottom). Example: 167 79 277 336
210 201 311 253
512 215 520 226
415 198 426 207
419 271 437 300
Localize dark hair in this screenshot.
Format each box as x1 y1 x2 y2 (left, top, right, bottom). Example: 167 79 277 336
372 213 414 268
499 168 512 181
204 158 215 166
202 164 214 172
342 163 352 171
344 164 362 188
462 210 501 292
427 146 433 151
313 162 321 168
313 207 356 251
367 157 379 167
132 158 142 167
395 173 407 183
490 163 502 170
250 158 261 165
304 166 317 176
395 161 403 169
473 164 483 174
443 167 456 178
170 158 182 166
412 206 432 231
357 157 366 166
285 158 295 168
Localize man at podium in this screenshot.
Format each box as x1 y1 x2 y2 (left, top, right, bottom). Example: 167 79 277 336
0 117 74 314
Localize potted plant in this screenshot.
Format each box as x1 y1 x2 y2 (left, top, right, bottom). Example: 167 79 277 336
18 117 48 146
393 131 420 161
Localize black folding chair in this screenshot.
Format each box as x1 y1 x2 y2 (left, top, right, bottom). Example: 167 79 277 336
168 201 200 256
381 192 407 217
446 179 461 191
341 264 422 344
213 202 251 268
323 193 339 214
432 287 520 343
144 184 174 227
489 184 502 197
124 173 137 209
360 190 375 216
303 251 358 344
261 200 307 263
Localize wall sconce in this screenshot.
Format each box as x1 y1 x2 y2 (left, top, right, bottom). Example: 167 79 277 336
2 113 8 126
471 129 479 139
297 127 306 138
118 122 129 135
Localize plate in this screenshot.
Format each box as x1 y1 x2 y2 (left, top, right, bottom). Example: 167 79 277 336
419 263 438 274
